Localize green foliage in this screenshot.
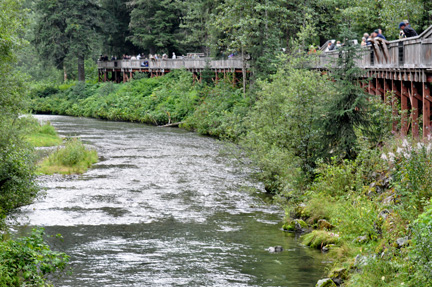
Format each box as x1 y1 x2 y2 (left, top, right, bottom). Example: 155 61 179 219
129 0 183 54
240 54 333 194
39 138 98 175
0 228 69 286
411 201 432 285
25 119 62 148
0 0 39 221
33 0 102 81
390 140 432 220
185 82 247 139
321 27 371 160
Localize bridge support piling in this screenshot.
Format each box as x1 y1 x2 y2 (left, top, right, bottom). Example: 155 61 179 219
392 80 400 133
401 81 409 136
410 81 420 139
423 83 432 138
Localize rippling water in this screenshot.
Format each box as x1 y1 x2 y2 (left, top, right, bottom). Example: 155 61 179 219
15 115 326 286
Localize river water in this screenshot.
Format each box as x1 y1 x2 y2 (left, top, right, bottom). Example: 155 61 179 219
15 115 326 286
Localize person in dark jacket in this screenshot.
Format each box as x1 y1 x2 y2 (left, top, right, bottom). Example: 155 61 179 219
374 29 386 40
399 22 418 38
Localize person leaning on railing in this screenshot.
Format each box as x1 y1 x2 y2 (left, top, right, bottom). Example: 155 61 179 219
399 21 418 38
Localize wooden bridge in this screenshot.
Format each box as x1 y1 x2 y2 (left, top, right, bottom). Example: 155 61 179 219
97 57 248 84
315 26 432 139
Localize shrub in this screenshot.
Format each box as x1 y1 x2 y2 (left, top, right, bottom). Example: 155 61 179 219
410 201 432 285
0 228 69 286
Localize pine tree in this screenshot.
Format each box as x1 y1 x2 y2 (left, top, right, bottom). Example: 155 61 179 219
33 0 102 81
320 27 370 159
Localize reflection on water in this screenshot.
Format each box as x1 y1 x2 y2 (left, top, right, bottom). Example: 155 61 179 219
15 115 326 286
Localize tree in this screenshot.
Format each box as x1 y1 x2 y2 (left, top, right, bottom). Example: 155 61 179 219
320 27 371 159
128 0 183 54
0 0 38 218
242 54 333 193
177 0 219 55
100 0 137 56
33 0 102 81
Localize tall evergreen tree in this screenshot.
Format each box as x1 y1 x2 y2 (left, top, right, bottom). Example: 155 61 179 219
128 0 183 54
320 28 370 159
33 0 102 81
100 0 137 56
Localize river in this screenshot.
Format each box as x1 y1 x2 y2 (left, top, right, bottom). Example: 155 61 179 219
15 115 327 286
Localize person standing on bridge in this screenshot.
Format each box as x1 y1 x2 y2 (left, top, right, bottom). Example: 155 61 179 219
374 29 386 40
399 22 418 38
172 52 176 59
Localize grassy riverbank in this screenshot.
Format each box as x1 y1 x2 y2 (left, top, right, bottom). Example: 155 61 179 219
29 58 432 286
25 118 63 147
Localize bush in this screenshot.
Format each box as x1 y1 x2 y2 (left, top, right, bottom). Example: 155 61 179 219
411 201 432 285
0 228 69 286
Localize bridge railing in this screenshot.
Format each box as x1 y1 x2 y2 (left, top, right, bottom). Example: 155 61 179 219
315 25 432 70
98 58 247 71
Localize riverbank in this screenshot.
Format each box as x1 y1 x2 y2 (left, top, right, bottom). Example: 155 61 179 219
29 66 432 286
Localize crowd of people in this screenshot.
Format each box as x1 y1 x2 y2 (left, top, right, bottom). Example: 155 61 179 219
99 52 194 63
324 19 419 52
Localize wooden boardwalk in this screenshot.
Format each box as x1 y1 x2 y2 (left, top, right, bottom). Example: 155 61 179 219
97 57 248 83
316 26 432 139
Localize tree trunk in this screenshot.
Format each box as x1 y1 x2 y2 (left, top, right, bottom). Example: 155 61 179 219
63 62 68 82
78 55 85 82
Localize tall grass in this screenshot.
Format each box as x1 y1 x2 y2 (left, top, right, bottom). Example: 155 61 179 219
26 120 62 147
38 138 98 174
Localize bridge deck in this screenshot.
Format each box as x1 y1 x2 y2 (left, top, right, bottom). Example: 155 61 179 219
98 58 247 73
315 25 432 81
316 25 432 139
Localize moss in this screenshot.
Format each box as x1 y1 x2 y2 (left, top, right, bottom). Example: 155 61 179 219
295 219 308 228
282 223 295 231
329 267 347 280
302 230 340 249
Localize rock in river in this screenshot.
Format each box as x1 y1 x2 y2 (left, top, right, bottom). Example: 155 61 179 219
267 246 284 253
